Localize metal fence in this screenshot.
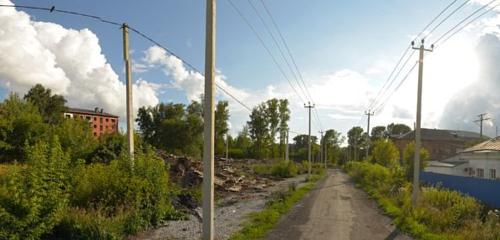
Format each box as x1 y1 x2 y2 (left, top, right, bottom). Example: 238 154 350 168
420 171 500 208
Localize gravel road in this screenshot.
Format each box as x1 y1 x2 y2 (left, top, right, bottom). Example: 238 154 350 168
134 174 307 240
266 169 412 240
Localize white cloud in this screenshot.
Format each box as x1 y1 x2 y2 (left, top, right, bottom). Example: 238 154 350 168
0 0 159 119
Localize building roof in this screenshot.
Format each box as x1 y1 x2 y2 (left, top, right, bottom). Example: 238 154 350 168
393 128 482 142
462 137 500 153
66 107 119 118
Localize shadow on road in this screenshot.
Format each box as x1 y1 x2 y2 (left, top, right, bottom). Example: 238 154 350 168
385 229 405 240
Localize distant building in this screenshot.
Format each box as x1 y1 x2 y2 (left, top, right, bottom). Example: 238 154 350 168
391 128 483 161
425 137 500 180
64 107 119 137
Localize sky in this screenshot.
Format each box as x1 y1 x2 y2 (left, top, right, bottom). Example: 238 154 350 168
1 0 500 141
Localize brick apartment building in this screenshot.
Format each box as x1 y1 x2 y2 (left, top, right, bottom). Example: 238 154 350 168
391 128 483 161
64 107 119 138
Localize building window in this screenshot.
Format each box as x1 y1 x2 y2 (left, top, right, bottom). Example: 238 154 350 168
94 125 97 129
477 168 484 178
100 117 103 123
100 125 103 131
106 118 109 122
490 169 496 179
111 119 116 123
86 116 91 120
94 117 97 121
93 132 97 136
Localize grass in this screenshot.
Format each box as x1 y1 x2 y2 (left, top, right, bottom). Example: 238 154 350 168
344 161 500 240
229 169 326 240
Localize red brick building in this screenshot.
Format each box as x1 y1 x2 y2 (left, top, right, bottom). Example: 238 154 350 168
391 128 483 161
64 107 119 138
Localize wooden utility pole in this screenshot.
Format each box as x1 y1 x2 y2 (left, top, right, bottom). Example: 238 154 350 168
203 0 216 239
475 113 491 139
411 39 433 207
365 110 374 159
305 102 315 177
122 23 134 168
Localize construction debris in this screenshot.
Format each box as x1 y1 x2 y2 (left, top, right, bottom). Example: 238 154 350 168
158 151 274 194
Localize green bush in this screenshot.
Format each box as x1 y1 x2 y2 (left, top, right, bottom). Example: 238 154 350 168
344 161 500 239
271 161 298 178
67 149 176 235
0 137 70 240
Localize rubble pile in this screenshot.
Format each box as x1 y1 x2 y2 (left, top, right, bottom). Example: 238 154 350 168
159 152 274 194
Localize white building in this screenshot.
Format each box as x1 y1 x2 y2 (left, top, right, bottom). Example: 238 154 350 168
425 137 500 180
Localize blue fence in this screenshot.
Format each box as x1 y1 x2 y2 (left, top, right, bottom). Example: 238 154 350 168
420 171 500 208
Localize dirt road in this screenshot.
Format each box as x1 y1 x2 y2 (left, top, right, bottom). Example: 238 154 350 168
266 169 411 240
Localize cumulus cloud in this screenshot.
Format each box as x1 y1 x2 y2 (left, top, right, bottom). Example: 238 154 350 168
439 34 500 136
0 0 159 119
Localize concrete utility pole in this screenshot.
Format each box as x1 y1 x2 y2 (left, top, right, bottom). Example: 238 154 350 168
122 23 134 168
319 130 324 168
411 39 433 207
225 134 229 159
365 110 374 159
305 102 315 177
285 129 289 163
475 113 491 139
203 0 216 239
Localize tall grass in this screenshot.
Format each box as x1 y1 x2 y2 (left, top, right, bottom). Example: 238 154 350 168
344 161 500 240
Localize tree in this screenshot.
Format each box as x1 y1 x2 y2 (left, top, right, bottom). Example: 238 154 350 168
278 99 290 159
24 84 67 124
387 123 411 136
52 118 98 162
247 103 270 158
402 141 430 181
347 126 365 161
371 139 399 167
215 101 229 156
0 93 47 162
266 99 280 158
136 102 203 157
291 134 318 161
371 126 387 140
323 129 344 164
233 126 252 158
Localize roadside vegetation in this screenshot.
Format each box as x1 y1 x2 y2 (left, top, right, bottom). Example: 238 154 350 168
229 170 326 240
0 84 342 239
344 139 500 240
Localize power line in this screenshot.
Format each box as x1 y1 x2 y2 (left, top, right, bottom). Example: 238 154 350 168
226 0 308 104
0 3 253 113
368 0 460 111
433 0 499 48
246 0 310 104
257 0 324 130
373 60 418 113
258 0 315 104
424 0 472 39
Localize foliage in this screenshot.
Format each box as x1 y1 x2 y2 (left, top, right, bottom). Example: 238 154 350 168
403 141 430 181
371 139 399 167
386 123 411 136
246 99 290 159
136 102 204 157
344 161 500 240
0 93 47 162
51 119 98 162
88 133 126 164
229 171 325 240
347 126 366 160
215 101 230 156
278 99 290 160
0 137 70 240
24 84 67 124
370 126 387 140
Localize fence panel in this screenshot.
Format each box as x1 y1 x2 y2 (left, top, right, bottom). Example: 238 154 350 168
420 171 500 208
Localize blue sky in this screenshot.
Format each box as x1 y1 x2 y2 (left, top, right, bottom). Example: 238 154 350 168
1 0 499 138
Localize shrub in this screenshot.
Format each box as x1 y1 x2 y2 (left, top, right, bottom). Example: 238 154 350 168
371 139 399 167
402 141 429 181
0 137 70 239
271 161 298 178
